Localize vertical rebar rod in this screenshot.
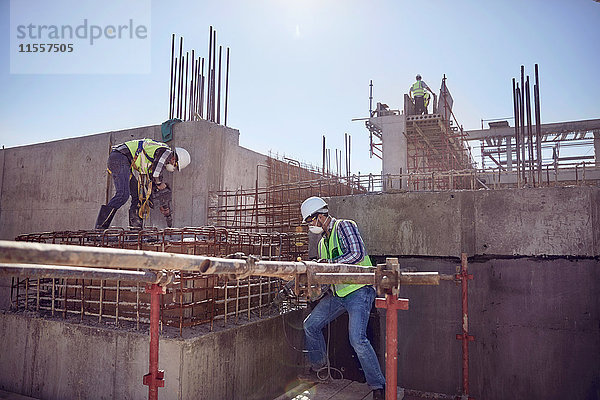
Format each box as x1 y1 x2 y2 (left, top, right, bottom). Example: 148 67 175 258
200 58 205 119
235 279 240 323
207 26 213 121
51 278 55 316
520 66 526 183
99 279 104 323
224 278 228 325
512 78 520 186
169 34 175 119
80 279 85 321
25 278 28 310
212 30 217 122
184 52 189 122
190 50 195 121
322 136 326 176
36 278 40 311
259 276 263 317
116 280 120 326
525 76 534 185
178 37 183 120
217 45 222 124
534 64 542 185
172 57 178 119
225 47 230 126
247 279 251 320
63 278 67 318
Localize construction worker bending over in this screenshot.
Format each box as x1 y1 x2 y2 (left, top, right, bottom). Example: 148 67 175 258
95 138 191 230
409 74 434 115
300 196 385 400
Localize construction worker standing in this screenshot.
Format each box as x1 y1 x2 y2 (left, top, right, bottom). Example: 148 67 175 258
95 138 191 230
409 74 434 115
299 196 385 400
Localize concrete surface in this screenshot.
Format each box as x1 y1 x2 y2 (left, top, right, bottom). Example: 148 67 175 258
0 310 305 400
0 120 267 241
0 122 268 312
375 256 600 400
369 113 407 190
328 186 600 257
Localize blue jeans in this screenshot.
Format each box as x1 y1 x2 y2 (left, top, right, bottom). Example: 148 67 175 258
106 151 138 211
303 285 385 390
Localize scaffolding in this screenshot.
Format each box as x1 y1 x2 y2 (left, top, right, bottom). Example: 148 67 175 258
208 155 368 235
11 227 304 335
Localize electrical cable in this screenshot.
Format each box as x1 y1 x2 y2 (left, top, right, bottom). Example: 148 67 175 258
281 292 345 382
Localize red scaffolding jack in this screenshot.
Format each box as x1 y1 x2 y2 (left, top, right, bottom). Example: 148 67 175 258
375 294 409 400
143 283 166 400
376 254 474 400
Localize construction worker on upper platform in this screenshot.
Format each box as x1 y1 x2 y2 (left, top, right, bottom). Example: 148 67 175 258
409 74 434 115
299 196 385 400
95 138 191 230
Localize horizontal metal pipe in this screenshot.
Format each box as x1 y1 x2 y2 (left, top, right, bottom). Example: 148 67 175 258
312 271 440 286
399 272 440 285
0 240 217 272
313 272 375 285
203 259 375 277
0 242 441 286
0 263 163 284
0 241 375 276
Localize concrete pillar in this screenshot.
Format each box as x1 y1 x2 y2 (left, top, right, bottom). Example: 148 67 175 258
506 136 513 171
594 130 600 167
369 114 407 191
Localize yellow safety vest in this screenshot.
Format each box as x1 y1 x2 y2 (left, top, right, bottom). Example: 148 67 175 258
411 81 425 97
318 219 372 297
124 139 169 175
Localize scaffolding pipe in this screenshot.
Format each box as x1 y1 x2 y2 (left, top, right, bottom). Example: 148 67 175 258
456 253 474 400
143 284 165 400
0 263 166 284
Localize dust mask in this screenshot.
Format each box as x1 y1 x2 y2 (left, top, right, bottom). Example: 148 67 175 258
308 226 323 235
165 163 176 172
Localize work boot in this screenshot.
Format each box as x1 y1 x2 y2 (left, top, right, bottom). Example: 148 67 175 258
129 207 143 230
95 205 117 229
372 387 385 400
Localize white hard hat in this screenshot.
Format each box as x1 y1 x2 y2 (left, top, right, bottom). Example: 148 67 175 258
301 196 328 222
174 147 191 171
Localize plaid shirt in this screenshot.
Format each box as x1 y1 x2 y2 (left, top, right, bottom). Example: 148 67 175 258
324 217 367 265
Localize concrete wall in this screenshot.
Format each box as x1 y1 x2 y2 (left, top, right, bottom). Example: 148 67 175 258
0 310 305 400
0 122 268 315
328 187 600 257
0 120 267 241
327 188 600 400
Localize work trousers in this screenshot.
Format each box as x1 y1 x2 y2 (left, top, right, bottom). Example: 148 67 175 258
414 96 425 115
303 285 386 390
106 151 139 213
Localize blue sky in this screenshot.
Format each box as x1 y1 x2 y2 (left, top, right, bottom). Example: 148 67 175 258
1 0 599 175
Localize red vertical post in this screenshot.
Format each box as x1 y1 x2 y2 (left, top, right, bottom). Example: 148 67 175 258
375 295 409 400
455 253 474 399
144 284 165 400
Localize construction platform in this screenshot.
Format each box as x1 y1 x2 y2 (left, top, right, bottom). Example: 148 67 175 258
275 379 404 400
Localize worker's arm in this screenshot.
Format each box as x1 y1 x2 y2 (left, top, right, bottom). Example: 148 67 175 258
332 220 367 265
423 81 434 94
151 148 173 186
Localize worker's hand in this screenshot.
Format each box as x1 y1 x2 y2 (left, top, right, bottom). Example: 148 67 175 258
156 182 168 191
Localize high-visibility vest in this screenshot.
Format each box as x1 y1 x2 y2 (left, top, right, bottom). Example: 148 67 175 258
411 81 425 97
318 219 372 297
123 139 169 175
